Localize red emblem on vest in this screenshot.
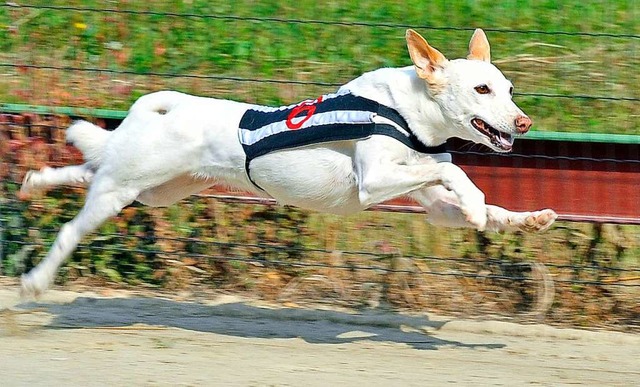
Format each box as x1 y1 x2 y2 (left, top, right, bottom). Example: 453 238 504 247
286 96 324 130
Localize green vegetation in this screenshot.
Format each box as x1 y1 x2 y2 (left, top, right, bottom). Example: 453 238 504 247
0 0 638 133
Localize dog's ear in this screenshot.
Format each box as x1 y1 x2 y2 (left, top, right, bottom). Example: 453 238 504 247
406 29 447 81
467 28 491 62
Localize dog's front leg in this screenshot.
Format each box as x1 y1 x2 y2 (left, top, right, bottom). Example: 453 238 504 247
355 142 487 229
411 186 557 232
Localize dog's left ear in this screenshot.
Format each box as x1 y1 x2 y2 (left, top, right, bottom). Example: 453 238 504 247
467 28 491 62
406 29 448 81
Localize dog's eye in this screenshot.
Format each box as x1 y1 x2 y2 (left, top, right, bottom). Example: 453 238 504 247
474 85 491 94
509 86 514 96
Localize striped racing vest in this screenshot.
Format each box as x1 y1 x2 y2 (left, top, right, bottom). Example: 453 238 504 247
238 91 447 190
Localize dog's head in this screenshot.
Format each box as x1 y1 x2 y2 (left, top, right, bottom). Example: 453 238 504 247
406 29 531 152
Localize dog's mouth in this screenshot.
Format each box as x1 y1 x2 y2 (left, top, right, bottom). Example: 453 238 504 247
471 118 514 152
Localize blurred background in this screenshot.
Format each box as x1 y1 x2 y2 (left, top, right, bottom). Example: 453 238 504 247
0 1 638 329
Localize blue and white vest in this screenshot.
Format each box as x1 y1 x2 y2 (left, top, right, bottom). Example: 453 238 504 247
238 91 447 190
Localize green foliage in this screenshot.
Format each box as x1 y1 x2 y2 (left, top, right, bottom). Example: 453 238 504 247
0 1 638 132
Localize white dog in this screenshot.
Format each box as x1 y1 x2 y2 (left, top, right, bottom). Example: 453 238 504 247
19 29 557 296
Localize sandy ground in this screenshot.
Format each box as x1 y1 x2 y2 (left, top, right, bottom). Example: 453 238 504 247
0 281 638 387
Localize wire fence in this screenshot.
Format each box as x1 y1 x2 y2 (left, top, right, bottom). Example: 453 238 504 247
2 2 639 128
1 2 639 328
6 3 640 39
4 62 640 103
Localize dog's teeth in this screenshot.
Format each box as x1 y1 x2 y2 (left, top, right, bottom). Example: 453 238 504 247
498 132 514 149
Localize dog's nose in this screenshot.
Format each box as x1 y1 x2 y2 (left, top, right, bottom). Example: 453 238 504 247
515 115 532 134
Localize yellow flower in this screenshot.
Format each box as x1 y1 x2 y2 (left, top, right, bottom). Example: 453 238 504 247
74 22 87 30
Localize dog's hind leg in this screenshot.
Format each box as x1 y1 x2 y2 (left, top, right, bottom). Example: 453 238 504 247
137 173 215 207
20 178 138 297
20 163 94 197
411 186 557 233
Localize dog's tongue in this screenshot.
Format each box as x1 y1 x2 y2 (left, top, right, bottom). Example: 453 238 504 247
498 132 514 149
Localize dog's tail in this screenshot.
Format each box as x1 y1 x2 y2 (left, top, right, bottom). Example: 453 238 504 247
66 120 111 165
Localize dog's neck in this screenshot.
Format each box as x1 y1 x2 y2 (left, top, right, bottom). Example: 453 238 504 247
340 66 453 146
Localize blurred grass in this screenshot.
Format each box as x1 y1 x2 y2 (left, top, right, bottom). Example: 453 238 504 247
0 0 638 133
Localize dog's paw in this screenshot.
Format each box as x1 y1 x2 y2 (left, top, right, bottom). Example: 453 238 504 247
18 170 37 199
20 272 50 299
18 168 48 199
518 209 557 233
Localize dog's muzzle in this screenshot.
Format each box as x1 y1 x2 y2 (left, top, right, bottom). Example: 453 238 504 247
471 118 515 151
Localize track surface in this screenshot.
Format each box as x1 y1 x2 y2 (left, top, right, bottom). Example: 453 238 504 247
1 283 638 386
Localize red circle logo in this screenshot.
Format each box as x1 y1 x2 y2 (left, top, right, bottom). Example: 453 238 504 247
286 96 323 130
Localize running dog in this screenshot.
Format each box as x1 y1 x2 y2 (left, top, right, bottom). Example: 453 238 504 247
19 29 557 296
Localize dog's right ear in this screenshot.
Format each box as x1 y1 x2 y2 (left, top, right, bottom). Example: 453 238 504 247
406 29 448 81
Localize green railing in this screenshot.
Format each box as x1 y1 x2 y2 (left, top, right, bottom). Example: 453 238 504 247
2 102 639 144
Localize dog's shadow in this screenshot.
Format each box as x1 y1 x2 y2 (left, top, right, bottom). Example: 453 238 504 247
23 296 504 351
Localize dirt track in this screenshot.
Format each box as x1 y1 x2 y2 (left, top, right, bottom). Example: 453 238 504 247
1 281 638 386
